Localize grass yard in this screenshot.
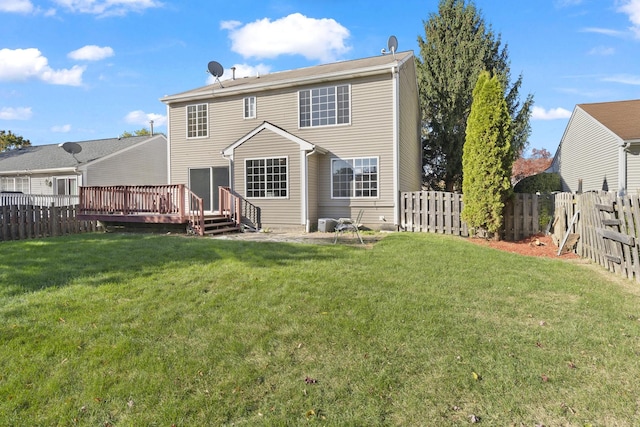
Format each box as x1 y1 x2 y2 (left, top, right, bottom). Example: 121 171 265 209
1 232 639 426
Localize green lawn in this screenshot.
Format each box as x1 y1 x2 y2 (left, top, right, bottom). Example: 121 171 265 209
1 232 639 426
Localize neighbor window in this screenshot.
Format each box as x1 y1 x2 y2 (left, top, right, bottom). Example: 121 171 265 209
299 84 350 128
245 157 288 198
187 103 208 138
331 157 378 198
244 96 256 119
56 177 77 196
1 177 28 192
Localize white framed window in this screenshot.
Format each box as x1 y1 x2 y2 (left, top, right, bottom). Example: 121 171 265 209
299 84 350 128
244 96 256 119
1 176 29 192
187 103 208 138
55 176 77 196
331 157 378 198
245 157 288 198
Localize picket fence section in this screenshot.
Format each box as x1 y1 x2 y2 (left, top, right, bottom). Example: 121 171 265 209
0 204 98 241
400 191 542 241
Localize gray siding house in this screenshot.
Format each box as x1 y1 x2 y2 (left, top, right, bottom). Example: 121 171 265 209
0 135 168 196
161 51 422 231
550 99 640 195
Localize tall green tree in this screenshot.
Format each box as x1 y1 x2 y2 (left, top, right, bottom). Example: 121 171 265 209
0 130 31 152
461 71 513 238
416 0 533 191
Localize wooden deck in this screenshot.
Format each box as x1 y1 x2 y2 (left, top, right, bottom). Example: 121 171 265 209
77 185 245 236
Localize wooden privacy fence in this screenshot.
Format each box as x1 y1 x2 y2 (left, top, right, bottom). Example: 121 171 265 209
0 204 98 241
400 191 544 241
570 191 640 282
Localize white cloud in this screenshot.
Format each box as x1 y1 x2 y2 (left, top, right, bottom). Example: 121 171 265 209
51 124 72 132
618 0 640 37
0 0 33 13
588 46 615 55
581 27 626 37
223 13 351 62
125 110 166 127
602 74 640 84
0 106 32 120
68 45 114 61
531 106 572 120
0 48 85 86
53 0 163 17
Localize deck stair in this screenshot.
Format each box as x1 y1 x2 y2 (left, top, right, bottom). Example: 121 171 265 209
192 214 241 236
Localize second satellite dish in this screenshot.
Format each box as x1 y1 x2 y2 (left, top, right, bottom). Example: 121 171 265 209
387 35 398 54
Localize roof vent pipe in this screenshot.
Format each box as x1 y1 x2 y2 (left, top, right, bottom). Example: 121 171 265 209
231 67 236 80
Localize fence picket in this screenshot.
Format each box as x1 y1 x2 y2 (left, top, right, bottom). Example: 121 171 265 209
0 204 97 241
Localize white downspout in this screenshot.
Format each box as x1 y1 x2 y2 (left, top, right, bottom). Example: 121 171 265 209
392 64 400 227
165 104 171 184
304 148 319 233
618 142 629 196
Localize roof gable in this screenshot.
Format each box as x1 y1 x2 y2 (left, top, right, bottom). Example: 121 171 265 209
578 99 640 141
222 122 324 158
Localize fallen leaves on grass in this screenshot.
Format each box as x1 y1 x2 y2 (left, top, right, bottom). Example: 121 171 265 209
304 376 318 384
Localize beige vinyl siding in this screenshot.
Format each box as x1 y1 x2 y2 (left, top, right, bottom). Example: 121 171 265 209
626 148 640 194
84 137 167 186
233 130 302 227
311 75 396 225
397 58 422 192
307 153 319 228
555 107 619 192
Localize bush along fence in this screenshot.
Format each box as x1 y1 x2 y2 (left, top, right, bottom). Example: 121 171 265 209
0 204 98 241
400 191 544 241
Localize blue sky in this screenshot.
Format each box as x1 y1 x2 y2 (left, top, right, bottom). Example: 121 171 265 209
1 0 640 156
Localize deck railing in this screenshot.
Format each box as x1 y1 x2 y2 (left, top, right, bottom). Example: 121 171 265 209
79 185 187 219
219 186 242 228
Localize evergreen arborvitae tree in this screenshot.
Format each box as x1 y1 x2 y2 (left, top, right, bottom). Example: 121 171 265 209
461 71 513 238
417 0 533 192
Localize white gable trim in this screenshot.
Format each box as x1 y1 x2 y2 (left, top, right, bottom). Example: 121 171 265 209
221 121 324 160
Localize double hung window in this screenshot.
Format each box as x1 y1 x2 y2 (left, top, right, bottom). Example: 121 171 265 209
299 84 350 128
245 157 288 198
187 103 208 138
244 96 256 119
331 157 378 198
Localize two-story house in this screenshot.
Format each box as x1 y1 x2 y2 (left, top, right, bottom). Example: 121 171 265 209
160 51 421 232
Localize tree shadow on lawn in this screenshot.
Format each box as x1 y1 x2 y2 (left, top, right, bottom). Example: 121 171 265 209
0 233 346 297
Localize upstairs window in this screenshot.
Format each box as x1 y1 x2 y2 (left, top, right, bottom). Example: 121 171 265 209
331 157 378 198
244 96 256 119
187 103 208 138
245 157 288 198
299 84 350 128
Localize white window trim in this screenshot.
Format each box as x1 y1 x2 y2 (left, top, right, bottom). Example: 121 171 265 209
244 156 289 199
243 96 256 119
330 156 379 199
298 84 351 129
186 103 208 139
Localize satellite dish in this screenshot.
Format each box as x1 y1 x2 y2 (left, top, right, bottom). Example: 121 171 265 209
207 60 225 88
381 35 398 57
207 61 224 77
58 142 82 155
387 35 398 54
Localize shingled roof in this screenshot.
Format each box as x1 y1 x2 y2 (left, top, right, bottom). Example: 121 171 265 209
579 99 640 141
161 50 414 103
0 135 161 173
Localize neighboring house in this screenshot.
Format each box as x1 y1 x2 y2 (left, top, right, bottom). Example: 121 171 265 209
160 51 422 231
550 99 640 195
0 135 168 196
